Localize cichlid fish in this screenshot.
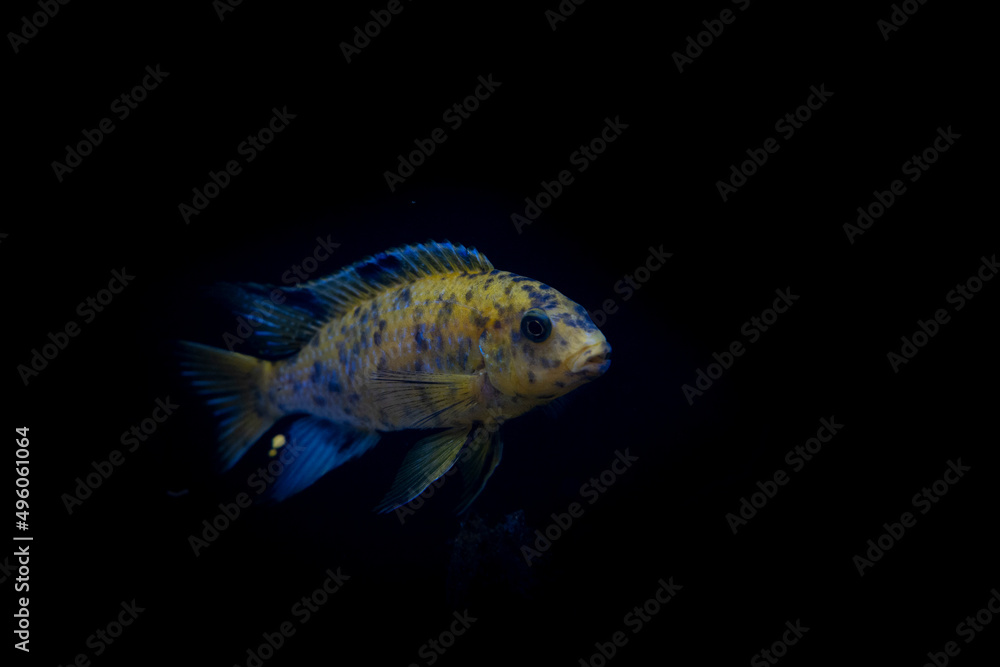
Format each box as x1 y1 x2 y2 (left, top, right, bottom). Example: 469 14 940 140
179 241 611 513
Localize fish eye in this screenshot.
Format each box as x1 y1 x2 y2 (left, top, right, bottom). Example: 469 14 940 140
520 309 552 343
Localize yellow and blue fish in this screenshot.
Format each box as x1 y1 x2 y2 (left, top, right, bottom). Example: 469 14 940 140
180 241 611 512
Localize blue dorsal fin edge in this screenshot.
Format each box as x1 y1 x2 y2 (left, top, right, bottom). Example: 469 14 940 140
301 240 494 311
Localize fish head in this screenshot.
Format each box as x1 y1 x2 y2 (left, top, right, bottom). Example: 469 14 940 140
479 276 611 405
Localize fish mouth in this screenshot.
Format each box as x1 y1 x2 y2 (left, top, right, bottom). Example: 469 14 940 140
569 342 612 375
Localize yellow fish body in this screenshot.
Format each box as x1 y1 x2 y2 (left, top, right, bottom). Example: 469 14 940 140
180 241 611 512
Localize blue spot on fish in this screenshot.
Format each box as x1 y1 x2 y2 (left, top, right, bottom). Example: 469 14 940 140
414 323 428 351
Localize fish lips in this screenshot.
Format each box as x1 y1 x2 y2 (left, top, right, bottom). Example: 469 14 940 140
568 342 612 376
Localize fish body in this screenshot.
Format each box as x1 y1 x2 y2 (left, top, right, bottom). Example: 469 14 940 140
180 241 611 512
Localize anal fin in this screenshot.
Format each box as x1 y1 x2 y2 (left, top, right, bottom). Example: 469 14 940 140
262 416 379 503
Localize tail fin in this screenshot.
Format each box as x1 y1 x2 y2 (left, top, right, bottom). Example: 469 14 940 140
178 341 277 470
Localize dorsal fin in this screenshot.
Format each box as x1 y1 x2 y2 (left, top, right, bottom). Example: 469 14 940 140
301 240 493 319
209 282 328 358
209 241 492 359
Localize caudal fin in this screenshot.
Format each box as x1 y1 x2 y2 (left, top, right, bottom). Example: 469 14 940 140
178 341 277 470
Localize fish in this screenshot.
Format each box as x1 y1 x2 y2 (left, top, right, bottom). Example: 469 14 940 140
179 241 611 513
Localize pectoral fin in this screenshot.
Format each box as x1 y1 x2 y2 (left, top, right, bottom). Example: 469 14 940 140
369 370 480 428
374 427 469 513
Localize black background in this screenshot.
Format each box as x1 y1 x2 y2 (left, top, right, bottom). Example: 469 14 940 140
7 1 996 665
